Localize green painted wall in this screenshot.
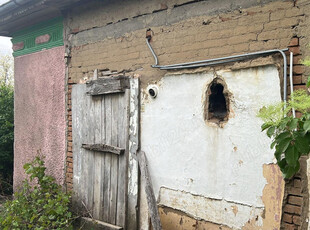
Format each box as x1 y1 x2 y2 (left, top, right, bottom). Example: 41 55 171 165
12 17 63 57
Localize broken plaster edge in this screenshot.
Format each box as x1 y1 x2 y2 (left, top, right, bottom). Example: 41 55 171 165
158 186 265 229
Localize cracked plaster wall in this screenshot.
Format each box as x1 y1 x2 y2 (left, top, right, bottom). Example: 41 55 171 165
140 66 284 229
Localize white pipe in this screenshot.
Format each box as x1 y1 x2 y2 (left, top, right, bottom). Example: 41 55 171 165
289 51 296 118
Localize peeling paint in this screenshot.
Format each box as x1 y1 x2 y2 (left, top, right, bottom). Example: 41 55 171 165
159 206 231 230
158 187 264 229
140 66 283 229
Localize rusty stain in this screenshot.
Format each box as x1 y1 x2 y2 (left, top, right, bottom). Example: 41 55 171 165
233 146 237 152
239 160 243 165
231 205 238 216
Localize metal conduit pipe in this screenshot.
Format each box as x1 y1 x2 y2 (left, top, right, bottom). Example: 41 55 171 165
146 38 289 102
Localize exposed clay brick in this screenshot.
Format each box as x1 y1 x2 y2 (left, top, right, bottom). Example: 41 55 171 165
249 40 279 52
293 75 302 84
66 176 73 183
67 151 73 157
233 24 264 36
68 146 72 152
288 196 303 206
233 43 249 53
246 11 257 16
66 182 73 187
284 204 302 215
288 186 302 196
302 75 309 84
285 7 305 18
288 37 299 47
270 10 286 21
293 55 302 64
257 28 292 41
283 223 296 230
282 213 293 223
67 162 73 168
293 65 304 74
289 46 301 55
67 157 73 163
293 85 307 91
293 216 301 226
294 179 302 188
67 167 73 173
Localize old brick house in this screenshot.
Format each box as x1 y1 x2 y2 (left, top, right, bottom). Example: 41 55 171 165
0 0 309 229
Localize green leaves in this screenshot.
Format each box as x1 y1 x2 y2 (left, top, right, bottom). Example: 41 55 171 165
288 118 299 130
307 76 310 87
259 92 310 179
267 126 275 138
285 145 299 166
304 120 310 132
295 136 310 154
0 157 75 229
0 83 14 195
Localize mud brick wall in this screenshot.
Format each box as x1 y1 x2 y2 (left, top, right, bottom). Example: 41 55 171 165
64 0 310 228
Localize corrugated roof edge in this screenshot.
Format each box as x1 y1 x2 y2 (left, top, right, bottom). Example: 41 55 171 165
0 0 82 36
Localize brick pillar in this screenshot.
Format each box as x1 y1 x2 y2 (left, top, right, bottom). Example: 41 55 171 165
66 78 74 192
281 37 309 230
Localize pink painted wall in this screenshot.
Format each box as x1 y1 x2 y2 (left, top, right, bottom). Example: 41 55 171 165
14 46 66 189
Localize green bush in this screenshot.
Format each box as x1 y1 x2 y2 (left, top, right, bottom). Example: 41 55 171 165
258 88 310 179
0 83 14 194
0 156 75 230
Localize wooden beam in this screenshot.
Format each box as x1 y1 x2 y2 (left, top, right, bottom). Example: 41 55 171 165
86 76 130 96
79 217 123 230
137 151 162 230
127 77 140 230
82 144 124 155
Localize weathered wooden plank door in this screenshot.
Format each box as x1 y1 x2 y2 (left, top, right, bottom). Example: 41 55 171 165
72 76 139 229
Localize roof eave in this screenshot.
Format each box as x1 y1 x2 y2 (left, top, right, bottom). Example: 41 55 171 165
0 0 82 36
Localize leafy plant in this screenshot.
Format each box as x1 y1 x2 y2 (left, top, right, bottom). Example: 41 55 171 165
0 156 75 229
0 54 13 86
258 88 310 179
0 83 14 195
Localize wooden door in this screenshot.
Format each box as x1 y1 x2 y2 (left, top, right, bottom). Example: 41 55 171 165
72 76 139 229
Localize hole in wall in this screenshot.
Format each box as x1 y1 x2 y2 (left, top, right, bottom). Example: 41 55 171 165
147 85 159 98
149 88 156 97
204 78 230 126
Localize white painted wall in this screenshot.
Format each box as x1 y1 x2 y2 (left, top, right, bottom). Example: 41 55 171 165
141 66 282 228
